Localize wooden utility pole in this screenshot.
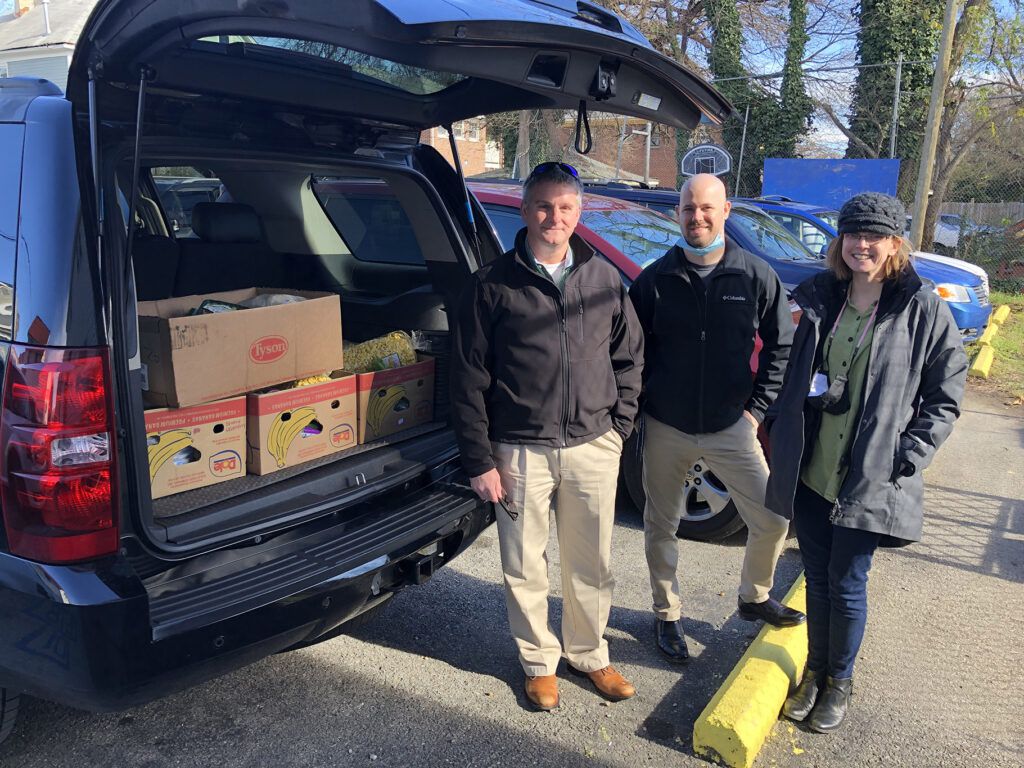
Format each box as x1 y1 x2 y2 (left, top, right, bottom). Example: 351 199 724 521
910 0 961 247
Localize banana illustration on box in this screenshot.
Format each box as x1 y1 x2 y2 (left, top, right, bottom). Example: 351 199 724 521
147 429 195 481
267 406 322 468
366 385 410 437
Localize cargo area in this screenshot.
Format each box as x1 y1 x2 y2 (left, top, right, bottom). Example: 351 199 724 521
123 152 483 547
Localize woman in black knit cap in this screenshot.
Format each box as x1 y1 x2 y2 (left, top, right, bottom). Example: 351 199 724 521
764 192 968 732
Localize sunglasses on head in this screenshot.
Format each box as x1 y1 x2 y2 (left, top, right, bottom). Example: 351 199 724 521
528 162 579 179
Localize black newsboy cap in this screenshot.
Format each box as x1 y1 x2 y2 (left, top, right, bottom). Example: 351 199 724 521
837 192 905 237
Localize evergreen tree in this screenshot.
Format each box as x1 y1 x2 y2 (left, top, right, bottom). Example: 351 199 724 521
776 0 814 157
846 0 945 196
705 0 780 194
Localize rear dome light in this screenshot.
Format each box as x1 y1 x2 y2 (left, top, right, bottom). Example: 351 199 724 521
0 345 119 564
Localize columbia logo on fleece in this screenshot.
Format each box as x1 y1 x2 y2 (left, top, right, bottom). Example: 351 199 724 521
721 294 748 302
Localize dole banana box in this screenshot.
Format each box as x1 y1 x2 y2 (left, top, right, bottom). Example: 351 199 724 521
145 397 247 501
246 372 358 475
356 356 435 444
138 288 344 408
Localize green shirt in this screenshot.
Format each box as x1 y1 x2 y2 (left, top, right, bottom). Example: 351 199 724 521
526 243 574 292
801 301 877 502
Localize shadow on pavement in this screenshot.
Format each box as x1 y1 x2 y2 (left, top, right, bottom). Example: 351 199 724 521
347 541 805 759
897 483 1024 584
0 656 626 768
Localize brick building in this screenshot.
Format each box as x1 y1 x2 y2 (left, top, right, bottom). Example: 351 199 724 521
419 117 503 177
554 115 679 188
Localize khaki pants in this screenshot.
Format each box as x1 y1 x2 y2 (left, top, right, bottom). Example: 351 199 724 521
492 430 622 677
642 414 789 619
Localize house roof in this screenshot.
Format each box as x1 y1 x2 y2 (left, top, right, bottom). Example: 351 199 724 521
0 0 96 55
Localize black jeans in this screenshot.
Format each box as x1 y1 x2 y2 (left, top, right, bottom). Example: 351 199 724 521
794 483 881 678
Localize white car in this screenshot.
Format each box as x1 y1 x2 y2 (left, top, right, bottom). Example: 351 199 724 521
906 216 960 250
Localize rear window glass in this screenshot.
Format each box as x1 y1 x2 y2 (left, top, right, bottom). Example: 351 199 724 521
767 212 830 255
481 205 523 250
580 207 679 269
152 167 223 238
313 177 425 266
196 37 465 95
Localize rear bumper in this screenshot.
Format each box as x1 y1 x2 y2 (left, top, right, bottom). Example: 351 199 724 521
0 483 492 712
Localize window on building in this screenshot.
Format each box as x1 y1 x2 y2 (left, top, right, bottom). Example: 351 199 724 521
464 119 480 141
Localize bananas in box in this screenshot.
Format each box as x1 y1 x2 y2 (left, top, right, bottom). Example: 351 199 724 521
144 397 247 502
246 372 358 475
356 356 435 443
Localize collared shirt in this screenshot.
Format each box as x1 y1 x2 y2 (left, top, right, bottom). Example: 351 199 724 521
526 241 574 291
801 301 877 502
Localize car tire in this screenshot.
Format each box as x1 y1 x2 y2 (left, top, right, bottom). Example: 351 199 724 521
621 421 746 542
0 687 20 746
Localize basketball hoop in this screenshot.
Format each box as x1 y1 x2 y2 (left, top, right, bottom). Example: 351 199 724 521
680 143 732 177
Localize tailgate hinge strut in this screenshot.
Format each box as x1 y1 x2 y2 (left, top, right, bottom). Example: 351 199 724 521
122 65 154 299
445 123 481 263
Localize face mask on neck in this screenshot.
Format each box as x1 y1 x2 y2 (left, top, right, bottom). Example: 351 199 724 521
677 233 725 258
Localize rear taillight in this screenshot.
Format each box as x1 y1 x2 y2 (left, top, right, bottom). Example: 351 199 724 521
0 346 119 563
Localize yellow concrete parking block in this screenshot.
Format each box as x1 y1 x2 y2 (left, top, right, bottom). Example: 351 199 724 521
693 575 807 768
991 304 1011 325
977 323 999 346
969 344 995 379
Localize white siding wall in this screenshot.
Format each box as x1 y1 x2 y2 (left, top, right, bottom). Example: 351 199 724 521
7 54 68 92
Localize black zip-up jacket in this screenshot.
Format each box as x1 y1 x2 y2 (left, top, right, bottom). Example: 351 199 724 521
450 228 644 477
628 238 793 434
765 267 968 544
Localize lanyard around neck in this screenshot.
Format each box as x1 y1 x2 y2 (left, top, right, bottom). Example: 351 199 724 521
826 296 878 368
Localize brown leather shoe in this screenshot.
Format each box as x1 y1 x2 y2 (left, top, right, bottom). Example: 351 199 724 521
524 674 559 711
582 665 636 701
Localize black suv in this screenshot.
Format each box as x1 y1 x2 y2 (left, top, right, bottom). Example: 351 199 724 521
0 0 729 744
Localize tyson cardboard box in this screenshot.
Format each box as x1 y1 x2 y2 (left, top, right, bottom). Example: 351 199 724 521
356 356 435 443
139 288 344 408
246 372 358 475
145 397 247 501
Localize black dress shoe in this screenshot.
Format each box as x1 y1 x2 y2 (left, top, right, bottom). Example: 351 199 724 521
782 668 825 722
737 597 807 628
807 676 852 733
655 618 690 664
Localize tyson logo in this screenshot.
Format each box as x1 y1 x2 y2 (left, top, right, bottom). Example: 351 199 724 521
250 336 289 363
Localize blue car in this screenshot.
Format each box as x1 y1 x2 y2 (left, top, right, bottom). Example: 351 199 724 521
582 184 827 294
736 196 992 342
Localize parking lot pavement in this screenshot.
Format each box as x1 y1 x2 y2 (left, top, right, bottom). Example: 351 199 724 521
2 389 1020 768
759 388 1024 768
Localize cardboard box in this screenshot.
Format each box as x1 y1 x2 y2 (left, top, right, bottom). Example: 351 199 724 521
145 397 247 500
356 356 435 443
139 289 344 408
246 373 358 475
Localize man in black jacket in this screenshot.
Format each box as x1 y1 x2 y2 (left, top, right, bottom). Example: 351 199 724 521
628 174 804 664
450 163 643 710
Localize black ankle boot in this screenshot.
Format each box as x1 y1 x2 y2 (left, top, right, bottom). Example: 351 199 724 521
807 676 852 733
655 618 690 664
782 668 825 722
